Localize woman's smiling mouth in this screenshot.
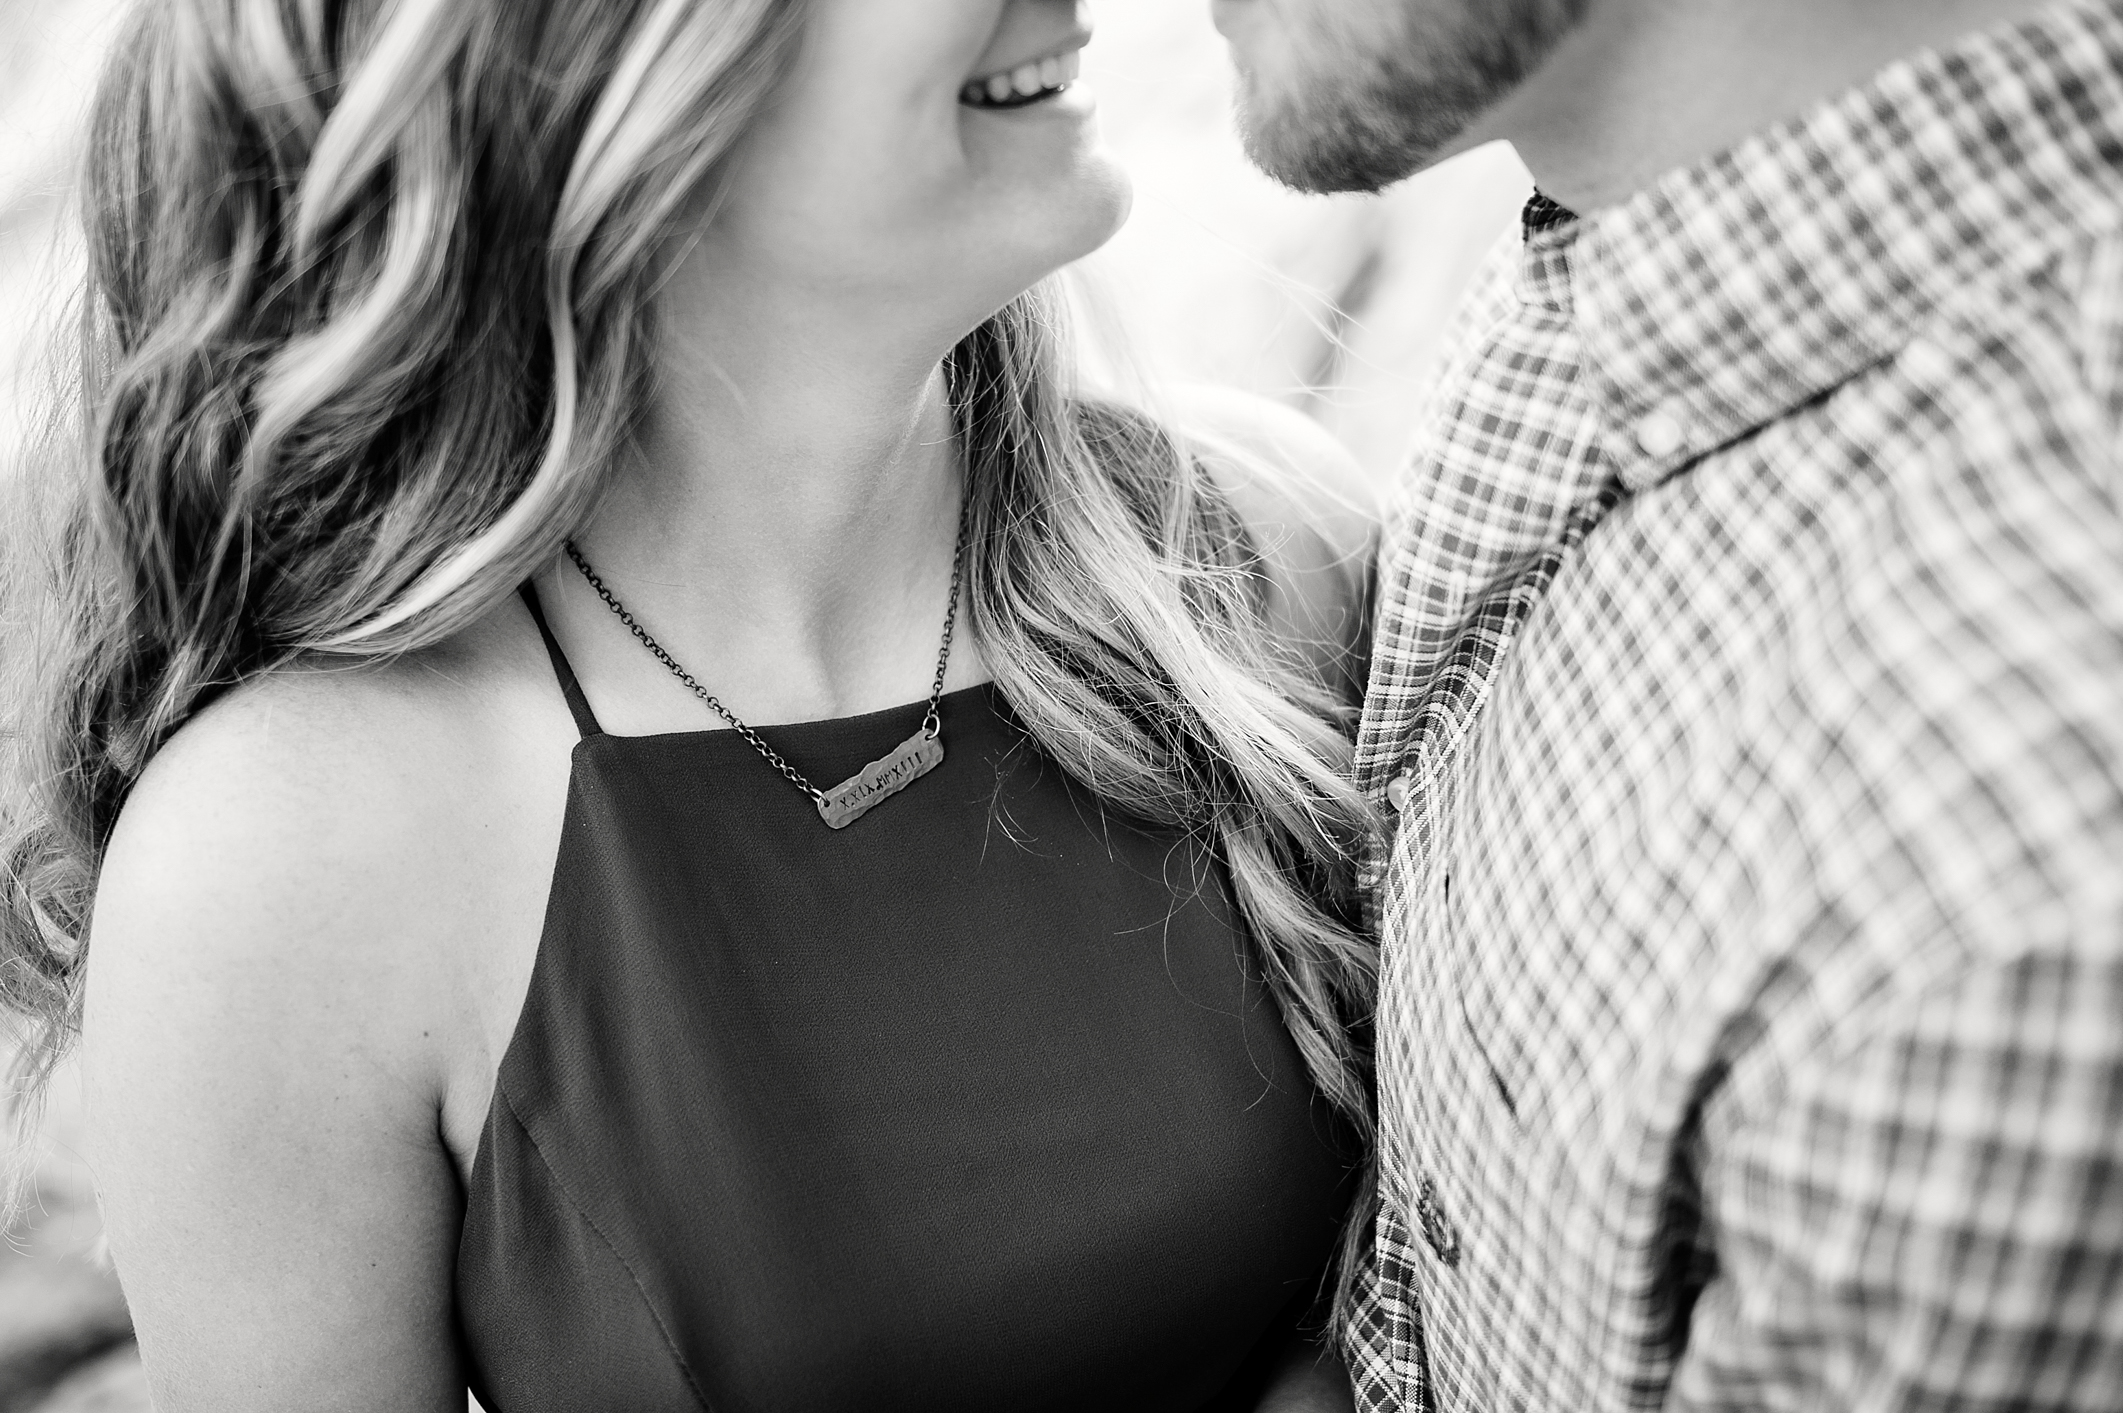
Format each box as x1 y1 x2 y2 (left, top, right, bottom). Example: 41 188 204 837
959 46 1084 109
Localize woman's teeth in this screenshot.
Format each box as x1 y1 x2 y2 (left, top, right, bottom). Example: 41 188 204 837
960 49 1082 108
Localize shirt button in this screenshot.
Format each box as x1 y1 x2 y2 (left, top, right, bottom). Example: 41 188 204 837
1635 407 1689 458
1384 771 1414 814
1415 1176 1462 1269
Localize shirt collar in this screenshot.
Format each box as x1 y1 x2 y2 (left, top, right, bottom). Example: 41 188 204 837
1559 0 2123 490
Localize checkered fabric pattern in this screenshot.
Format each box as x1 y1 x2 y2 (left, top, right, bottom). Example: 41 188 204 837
1346 2 2123 1409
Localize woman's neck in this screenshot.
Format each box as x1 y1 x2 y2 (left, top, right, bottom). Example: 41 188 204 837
605 357 961 626
556 254 974 728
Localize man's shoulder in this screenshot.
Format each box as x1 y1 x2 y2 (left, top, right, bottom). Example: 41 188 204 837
1724 298 2123 962
1894 216 2123 481
1745 219 2123 731
2053 222 2123 451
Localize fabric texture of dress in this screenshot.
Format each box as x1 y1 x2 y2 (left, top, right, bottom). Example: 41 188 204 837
455 586 1354 1412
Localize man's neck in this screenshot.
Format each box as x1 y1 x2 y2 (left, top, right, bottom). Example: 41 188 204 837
1474 0 2063 214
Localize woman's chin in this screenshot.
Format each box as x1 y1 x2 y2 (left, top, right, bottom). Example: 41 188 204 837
1060 158 1135 261
983 188 1132 314
971 156 1135 288
937 180 1128 346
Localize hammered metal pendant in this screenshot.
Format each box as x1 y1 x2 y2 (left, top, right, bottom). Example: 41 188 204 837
815 729 945 829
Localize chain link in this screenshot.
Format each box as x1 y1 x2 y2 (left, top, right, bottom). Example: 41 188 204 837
564 494 971 805
923 506 967 740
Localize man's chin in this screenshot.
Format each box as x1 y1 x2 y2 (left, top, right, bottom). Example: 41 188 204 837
1235 84 1469 195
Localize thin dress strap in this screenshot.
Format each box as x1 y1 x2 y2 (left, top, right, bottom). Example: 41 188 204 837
519 582 603 739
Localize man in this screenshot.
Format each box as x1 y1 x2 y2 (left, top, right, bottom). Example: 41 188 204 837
1213 0 2123 1408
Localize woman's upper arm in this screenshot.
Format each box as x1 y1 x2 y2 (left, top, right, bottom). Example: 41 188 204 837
83 689 474 1413
1173 386 1382 700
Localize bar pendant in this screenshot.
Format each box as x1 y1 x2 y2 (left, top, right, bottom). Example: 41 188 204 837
815 729 945 829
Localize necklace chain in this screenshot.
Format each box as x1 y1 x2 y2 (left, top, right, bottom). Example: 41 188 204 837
564 499 971 807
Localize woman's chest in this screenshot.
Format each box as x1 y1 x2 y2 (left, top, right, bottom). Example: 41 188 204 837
455 712 1352 1411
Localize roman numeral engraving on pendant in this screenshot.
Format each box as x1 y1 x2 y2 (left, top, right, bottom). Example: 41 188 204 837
815 730 945 829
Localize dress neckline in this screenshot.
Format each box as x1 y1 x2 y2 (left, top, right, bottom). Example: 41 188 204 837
576 680 1001 751
521 577 997 748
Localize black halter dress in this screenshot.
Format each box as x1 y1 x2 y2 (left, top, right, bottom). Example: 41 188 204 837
454 588 1354 1412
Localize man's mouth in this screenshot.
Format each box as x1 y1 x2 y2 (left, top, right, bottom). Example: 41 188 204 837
959 48 1084 109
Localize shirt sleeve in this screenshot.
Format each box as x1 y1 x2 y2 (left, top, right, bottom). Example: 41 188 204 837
1675 933 2123 1411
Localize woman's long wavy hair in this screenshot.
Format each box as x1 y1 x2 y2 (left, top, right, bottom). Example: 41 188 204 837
2 0 1379 1326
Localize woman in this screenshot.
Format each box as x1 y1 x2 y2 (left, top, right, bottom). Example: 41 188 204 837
0 0 1381 1407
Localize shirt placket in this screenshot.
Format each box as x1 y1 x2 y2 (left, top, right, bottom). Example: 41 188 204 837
1366 228 1628 1411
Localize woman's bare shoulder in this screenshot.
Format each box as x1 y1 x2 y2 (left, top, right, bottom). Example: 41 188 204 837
1166 385 1382 691
82 601 574 1409
99 607 572 977
89 602 574 1124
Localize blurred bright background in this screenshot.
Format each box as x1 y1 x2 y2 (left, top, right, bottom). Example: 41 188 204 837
0 1 1529 1407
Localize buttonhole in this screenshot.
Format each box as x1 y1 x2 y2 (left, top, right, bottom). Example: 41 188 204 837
1484 1054 1520 1125
1443 871 1522 1125
1456 984 1522 1129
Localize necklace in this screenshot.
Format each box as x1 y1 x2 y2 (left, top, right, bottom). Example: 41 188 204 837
564 500 969 830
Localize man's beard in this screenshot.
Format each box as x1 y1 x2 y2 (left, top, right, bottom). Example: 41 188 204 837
1236 0 1586 195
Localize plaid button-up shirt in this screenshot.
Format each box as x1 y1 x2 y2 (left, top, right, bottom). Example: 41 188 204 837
1346 3 2123 1409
